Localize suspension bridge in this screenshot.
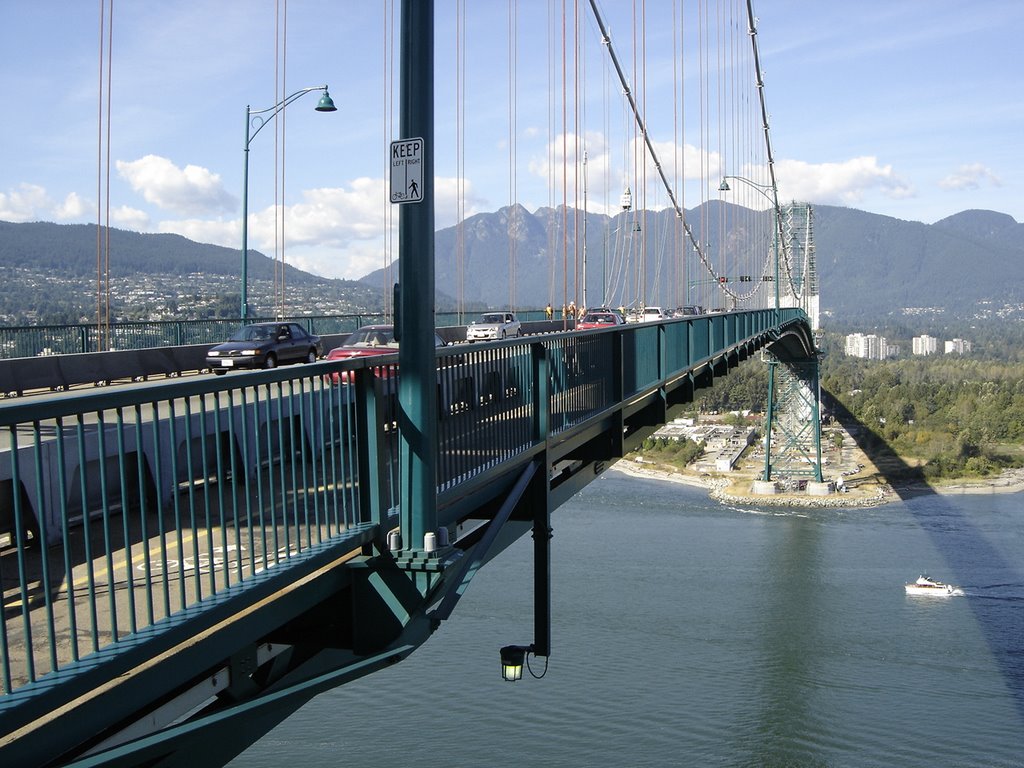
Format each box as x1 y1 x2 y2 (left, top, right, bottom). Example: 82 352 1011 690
1 2 821 765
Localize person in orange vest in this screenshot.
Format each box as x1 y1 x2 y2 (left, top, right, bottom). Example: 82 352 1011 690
545 303 553 320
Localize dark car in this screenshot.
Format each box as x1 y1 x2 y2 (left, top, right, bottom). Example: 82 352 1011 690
324 324 447 384
206 322 323 374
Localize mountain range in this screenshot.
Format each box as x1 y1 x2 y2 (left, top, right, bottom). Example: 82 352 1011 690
1 204 1021 325
361 203 1024 323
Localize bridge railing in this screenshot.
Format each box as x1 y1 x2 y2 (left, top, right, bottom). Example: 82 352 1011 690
0 309 800 699
0 367 383 696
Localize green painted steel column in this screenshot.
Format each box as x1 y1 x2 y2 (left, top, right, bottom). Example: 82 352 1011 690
811 356 824 483
397 0 437 551
241 106 251 320
762 359 775 481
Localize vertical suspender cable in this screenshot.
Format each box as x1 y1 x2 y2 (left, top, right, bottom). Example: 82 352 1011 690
456 0 465 319
672 0 679 311
602 40 610 306
96 0 104 349
641 0 648 306
95 0 114 351
274 1 281 316
561 0 568 326
103 2 113 345
572 0 579 312
582 3 588 309
631 0 639 309
279 1 289 317
547 0 557 310
383 0 396 321
508 0 518 311
678 0 687 311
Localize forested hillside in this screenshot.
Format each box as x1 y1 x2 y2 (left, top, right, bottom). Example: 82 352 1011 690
821 356 1024 479
692 329 1024 481
0 221 382 323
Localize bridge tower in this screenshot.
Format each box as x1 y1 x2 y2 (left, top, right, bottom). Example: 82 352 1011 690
761 203 825 489
779 202 819 329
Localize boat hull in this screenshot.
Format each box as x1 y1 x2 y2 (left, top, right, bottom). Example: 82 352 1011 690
905 584 962 596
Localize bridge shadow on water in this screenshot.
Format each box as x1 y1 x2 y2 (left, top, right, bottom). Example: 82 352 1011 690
825 391 1024 723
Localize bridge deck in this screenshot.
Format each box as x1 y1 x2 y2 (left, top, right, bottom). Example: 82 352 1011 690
0 310 809 765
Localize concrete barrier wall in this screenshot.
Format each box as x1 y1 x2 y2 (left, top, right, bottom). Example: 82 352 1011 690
0 326 567 396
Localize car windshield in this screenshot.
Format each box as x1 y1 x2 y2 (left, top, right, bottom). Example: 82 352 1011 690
228 325 273 342
344 327 399 348
582 314 615 324
479 314 505 324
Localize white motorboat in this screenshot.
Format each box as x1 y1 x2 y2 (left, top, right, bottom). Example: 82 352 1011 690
905 575 961 596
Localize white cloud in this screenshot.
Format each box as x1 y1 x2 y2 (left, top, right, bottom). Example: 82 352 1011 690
527 131 611 198
247 178 388 250
117 155 236 216
938 163 1002 191
435 176 486 227
54 192 89 220
157 218 238 250
109 205 151 231
287 241 388 283
528 133 723 212
154 177 393 280
775 156 913 205
0 183 50 222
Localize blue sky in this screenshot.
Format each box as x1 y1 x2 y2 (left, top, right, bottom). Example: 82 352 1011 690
1 1 1020 281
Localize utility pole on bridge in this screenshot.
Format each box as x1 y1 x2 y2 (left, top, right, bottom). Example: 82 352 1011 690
396 0 438 552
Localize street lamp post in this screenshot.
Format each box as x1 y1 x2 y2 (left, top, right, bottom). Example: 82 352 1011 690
241 85 336 319
719 175 782 313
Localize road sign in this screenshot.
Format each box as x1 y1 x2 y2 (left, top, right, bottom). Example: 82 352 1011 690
390 137 424 204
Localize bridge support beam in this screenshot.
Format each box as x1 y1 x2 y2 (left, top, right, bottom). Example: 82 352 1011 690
761 350 824 487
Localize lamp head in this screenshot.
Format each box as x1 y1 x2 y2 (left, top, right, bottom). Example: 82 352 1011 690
718 179 731 192
500 645 530 682
316 88 338 112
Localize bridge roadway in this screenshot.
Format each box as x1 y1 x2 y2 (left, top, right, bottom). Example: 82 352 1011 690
0 309 813 767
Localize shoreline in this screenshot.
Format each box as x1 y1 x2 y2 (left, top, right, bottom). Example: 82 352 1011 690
607 459 1024 508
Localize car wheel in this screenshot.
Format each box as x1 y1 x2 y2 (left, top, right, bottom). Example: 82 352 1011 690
214 369 227 375
500 330 506 339
306 349 317 364
264 353 277 369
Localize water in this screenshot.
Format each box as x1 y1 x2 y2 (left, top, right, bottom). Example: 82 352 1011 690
229 472 1024 767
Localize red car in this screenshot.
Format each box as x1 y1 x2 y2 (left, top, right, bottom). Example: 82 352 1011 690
576 312 624 330
324 324 447 384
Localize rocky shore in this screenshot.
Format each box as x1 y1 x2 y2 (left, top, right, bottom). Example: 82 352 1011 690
609 458 1024 509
